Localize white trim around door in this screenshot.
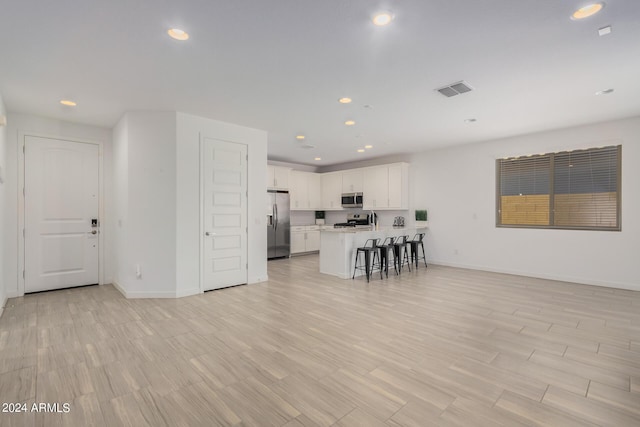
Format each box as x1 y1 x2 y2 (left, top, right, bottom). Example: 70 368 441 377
17 131 105 296
199 135 249 293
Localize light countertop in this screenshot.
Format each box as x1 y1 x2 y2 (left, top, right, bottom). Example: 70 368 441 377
320 225 427 233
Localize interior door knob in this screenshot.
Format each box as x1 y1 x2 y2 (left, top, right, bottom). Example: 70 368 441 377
205 232 216 236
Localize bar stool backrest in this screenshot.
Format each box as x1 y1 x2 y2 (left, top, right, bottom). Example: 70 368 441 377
398 235 409 245
381 237 395 246
412 233 425 242
364 238 379 249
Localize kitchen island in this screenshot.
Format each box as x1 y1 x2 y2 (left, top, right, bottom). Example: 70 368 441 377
319 226 427 279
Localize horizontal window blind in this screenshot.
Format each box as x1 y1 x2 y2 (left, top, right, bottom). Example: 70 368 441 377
499 155 550 225
497 145 620 230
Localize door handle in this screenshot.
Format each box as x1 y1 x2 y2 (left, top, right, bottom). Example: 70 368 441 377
205 232 216 236
274 204 278 230
87 230 98 235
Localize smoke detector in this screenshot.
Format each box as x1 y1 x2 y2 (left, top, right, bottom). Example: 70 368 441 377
436 81 473 98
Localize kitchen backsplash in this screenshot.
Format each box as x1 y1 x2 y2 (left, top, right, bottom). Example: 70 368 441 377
289 211 316 225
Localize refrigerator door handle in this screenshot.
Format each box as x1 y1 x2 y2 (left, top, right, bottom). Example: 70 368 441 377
274 204 278 230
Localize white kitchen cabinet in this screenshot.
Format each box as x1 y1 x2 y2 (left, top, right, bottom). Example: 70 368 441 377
290 225 320 254
290 171 321 210
363 166 389 209
290 227 307 254
342 170 364 193
308 173 322 210
321 172 343 210
306 229 320 251
363 163 409 210
267 165 290 190
387 164 404 208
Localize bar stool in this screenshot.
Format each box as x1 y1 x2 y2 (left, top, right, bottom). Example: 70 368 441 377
409 233 427 269
352 238 382 282
378 237 397 278
392 235 412 273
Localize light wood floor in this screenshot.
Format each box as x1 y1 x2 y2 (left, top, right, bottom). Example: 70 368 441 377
1 256 639 427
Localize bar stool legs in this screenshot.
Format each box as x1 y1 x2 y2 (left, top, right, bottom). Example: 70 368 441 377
379 237 397 278
409 233 428 269
352 239 382 282
393 235 412 274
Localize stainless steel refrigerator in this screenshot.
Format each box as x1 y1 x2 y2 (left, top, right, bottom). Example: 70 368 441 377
267 190 290 259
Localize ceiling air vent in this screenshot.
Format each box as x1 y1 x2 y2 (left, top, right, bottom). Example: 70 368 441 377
436 81 473 97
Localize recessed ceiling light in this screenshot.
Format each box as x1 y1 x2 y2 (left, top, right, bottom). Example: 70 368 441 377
314 157 322 161
372 12 393 26
595 88 614 95
296 135 305 140
59 99 77 106
338 97 352 104
571 3 605 20
345 120 356 126
357 149 365 153
168 28 189 41
464 118 477 123
364 145 373 149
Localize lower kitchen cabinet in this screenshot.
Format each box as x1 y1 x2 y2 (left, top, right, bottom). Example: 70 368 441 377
290 225 320 254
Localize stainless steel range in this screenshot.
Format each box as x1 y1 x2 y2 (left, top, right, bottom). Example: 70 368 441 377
334 213 370 228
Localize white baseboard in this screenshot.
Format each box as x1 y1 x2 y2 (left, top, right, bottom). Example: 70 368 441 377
113 281 207 299
0 295 7 320
249 275 269 284
428 259 640 292
175 287 200 298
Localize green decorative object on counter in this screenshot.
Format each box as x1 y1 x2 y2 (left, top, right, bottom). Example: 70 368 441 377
315 211 325 219
415 209 427 222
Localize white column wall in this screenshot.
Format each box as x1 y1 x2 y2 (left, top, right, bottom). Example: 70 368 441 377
112 115 129 293
111 112 177 297
410 116 640 290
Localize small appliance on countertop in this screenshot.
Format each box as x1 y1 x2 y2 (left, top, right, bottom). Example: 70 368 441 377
334 213 370 229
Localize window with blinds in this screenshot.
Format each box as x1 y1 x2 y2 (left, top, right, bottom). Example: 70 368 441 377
496 145 621 230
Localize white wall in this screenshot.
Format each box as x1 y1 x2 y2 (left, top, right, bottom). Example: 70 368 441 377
3 113 112 297
0 94 7 316
111 111 267 298
112 112 177 297
176 113 268 296
112 115 129 294
411 116 640 290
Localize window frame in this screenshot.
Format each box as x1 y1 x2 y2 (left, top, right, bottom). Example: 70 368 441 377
496 145 621 231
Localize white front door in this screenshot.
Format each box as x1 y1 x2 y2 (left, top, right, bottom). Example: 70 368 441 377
202 137 248 291
24 136 100 293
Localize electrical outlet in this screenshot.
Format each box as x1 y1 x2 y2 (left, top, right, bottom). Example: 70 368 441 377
135 264 142 279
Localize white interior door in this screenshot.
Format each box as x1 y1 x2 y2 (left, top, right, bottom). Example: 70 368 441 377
202 137 248 291
24 136 100 293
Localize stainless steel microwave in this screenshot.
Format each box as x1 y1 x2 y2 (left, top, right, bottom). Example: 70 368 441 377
341 192 363 208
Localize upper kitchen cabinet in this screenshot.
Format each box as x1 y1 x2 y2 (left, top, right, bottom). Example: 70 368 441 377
342 170 364 193
363 163 409 210
267 165 291 190
290 171 322 210
321 172 343 210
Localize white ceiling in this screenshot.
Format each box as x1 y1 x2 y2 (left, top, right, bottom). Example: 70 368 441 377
2 1 640 166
